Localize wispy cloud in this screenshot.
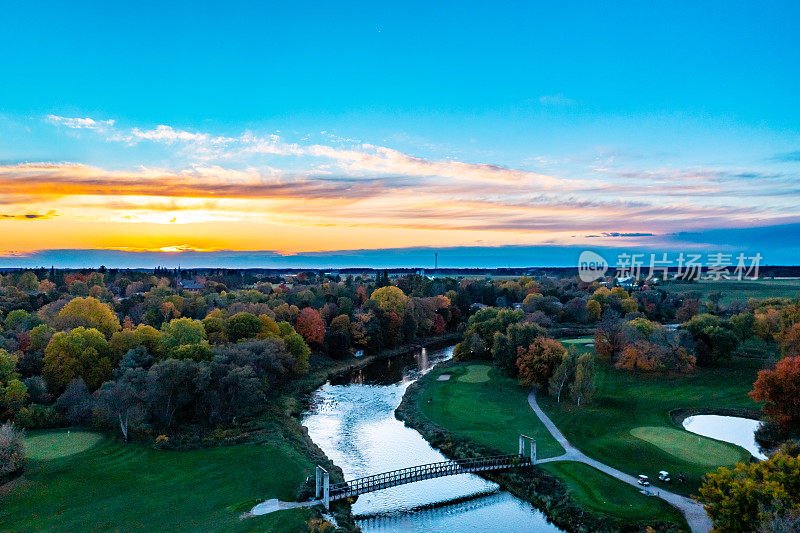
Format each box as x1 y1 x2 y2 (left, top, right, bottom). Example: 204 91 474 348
46 115 114 130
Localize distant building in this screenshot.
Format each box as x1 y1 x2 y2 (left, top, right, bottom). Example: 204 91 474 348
178 280 205 292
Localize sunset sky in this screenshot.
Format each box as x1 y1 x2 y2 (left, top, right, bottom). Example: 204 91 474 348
1 2 799 267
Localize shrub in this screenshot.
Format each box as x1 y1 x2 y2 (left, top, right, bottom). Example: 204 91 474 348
0 422 25 478
16 403 61 429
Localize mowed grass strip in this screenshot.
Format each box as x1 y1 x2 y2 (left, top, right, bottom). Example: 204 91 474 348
457 364 491 383
541 461 684 523
1 432 313 532
630 426 742 466
24 430 103 460
420 364 564 459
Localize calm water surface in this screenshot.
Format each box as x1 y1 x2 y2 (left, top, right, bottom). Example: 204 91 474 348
682 414 766 460
302 345 563 532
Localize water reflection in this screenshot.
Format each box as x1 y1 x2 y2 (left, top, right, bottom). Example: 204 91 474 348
302 345 563 532
682 414 766 460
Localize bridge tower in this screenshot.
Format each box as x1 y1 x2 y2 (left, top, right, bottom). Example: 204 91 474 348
518 434 536 463
315 465 330 509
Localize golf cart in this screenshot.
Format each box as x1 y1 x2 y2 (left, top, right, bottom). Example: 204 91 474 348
658 471 671 482
637 475 650 486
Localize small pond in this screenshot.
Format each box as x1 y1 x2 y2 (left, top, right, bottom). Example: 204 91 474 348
682 414 766 460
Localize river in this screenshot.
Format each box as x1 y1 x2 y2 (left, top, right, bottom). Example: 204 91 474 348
301 345 563 532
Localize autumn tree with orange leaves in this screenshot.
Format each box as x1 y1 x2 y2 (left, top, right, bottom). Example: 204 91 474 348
295 307 325 346
750 356 800 432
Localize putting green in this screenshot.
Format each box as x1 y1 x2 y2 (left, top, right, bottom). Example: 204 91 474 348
560 337 594 345
457 364 491 383
25 430 103 460
629 426 742 466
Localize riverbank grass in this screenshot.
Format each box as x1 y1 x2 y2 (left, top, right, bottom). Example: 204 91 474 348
419 363 564 459
1 431 313 532
541 461 684 522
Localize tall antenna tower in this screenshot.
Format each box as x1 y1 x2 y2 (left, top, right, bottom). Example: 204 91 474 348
435 253 438 269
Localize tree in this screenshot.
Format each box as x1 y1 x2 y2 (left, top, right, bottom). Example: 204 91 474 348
283 332 311 374
698 445 800 532
616 341 662 372
516 337 567 388
145 359 198 429
295 307 325 346
779 323 800 359
3 379 28 413
57 297 121 338
160 318 206 356
750 356 800 432
109 324 161 359
0 422 25 477
55 378 93 424
226 312 262 343
570 353 596 407
549 349 577 402
96 368 146 440
17 271 39 292
370 286 409 315
0 349 18 384
43 327 112 393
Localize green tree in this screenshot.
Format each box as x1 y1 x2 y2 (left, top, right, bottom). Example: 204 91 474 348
698 445 800 532
370 286 409 315
57 296 121 338
570 353 596 407
160 318 206 356
43 327 112 393
226 312 262 343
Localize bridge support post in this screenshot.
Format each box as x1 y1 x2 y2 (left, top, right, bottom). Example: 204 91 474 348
316 466 330 509
519 434 536 464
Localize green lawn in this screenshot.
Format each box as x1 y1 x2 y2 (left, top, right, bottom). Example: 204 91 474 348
417 362 686 527
457 364 492 383
541 461 683 523
661 278 800 306
1 429 314 532
24 430 103 460
539 350 762 497
630 426 743 466
419 363 564 459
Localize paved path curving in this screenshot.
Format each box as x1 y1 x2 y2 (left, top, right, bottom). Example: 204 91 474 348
528 391 713 533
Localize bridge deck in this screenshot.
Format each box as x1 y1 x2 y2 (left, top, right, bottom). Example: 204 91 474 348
329 454 530 501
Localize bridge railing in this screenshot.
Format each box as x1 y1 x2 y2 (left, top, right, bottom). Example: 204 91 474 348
328 454 530 500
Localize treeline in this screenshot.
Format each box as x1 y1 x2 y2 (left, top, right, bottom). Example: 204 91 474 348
0 269 515 445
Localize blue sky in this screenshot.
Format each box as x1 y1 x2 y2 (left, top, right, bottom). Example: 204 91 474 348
0 1 798 267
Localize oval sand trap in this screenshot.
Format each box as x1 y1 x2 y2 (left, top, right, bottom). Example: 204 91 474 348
630 426 742 466
25 430 103 460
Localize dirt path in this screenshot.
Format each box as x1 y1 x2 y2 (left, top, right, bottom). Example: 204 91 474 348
527 391 712 533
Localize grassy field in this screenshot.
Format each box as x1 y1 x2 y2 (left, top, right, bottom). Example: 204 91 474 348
661 278 800 306
1 429 314 532
416 362 685 526
419 363 564 459
24 430 103 460
538 338 762 497
540 461 683 522
457 364 491 383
